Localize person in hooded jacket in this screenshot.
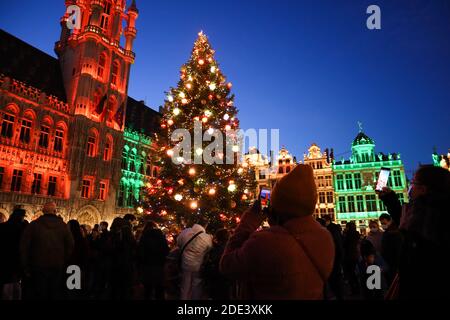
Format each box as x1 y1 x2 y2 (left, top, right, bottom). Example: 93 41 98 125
20 202 74 300
220 164 335 300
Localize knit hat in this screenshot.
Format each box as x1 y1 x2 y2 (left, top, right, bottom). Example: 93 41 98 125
271 164 317 218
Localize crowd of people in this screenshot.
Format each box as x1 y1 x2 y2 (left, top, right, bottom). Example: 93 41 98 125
0 164 448 300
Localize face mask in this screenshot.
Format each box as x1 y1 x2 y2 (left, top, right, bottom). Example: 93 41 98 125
370 228 378 233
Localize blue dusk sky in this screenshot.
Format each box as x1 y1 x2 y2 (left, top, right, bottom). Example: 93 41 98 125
1 0 449 177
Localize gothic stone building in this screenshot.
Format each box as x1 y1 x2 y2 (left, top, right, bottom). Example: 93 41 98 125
0 1 160 225
244 146 297 195
302 144 335 220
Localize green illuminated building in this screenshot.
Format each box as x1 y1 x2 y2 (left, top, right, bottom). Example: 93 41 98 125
117 98 161 215
332 130 408 232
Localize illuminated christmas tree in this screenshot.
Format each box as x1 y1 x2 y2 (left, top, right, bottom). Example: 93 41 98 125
141 32 256 235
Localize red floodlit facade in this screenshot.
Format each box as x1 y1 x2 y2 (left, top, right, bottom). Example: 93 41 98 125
0 0 146 225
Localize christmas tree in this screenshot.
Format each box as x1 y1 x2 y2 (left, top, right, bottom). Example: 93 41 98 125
140 32 256 236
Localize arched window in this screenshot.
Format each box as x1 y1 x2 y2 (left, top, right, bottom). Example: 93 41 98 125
118 181 125 207
38 117 53 149
19 110 35 144
100 2 111 30
126 183 134 207
19 119 32 144
54 122 66 153
138 156 145 175
146 154 152 176
103 135 113 161
111 61 119 86
1 113 15 139
1 105 18 139
129 149 137 172
97 53 106 78
87 129 99 157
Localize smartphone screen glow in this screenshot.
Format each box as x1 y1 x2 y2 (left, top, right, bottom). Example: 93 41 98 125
260 189 271 208
376 168 390 192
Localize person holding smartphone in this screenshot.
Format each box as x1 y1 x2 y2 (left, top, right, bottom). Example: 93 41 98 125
377 165 450 299
220 164 335 300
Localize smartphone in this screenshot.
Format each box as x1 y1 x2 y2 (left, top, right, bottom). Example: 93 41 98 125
259 188 271 209
376 167 391 192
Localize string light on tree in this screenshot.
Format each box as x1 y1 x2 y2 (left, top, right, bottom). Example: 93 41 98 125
195 148 203 156
190 201 198 210
228 181 237 192
176 156 184 163
140 31 256 233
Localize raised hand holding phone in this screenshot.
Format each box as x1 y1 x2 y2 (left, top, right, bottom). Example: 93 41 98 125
376 167 391 192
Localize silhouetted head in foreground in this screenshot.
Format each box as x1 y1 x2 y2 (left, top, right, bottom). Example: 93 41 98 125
404 165 450 247
8 208 26 225
43 202 57 215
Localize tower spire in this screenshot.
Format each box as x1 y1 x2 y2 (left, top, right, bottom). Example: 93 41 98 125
357 121 363 133
129 0 138 13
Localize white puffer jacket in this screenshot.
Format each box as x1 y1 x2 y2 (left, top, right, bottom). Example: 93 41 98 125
177 224 213 272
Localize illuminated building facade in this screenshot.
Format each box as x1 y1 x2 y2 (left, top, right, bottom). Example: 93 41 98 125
245 146 296 195
116 98 160 215
432 149 450 171
333 130 408 232
302 144 335 220
0 1 159 224
243 147 270 195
